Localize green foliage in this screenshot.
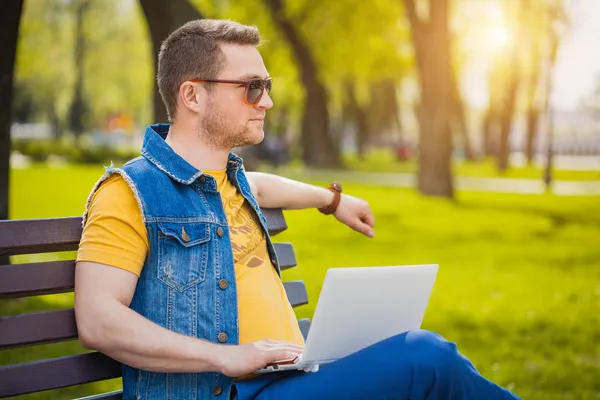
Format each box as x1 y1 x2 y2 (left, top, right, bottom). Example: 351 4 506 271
3 165 600 399
12 139 138 165
15 0 152 130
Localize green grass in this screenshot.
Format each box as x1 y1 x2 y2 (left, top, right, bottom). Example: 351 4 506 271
3 164 600 399
341 149 600 181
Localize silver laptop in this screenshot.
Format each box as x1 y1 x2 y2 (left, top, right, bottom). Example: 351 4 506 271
255 264 438 374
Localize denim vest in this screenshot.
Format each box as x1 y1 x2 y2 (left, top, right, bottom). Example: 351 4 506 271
83 124 281 399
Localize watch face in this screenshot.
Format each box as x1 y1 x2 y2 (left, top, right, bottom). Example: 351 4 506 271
332 182 342 193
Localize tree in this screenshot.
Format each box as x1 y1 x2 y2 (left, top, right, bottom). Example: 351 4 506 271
403 0 454 198
263 0 342 168
13 0 71 139
0 0 24 265
138 0 203 123
68 0 93 145
450 56 475 161
523 0 566 165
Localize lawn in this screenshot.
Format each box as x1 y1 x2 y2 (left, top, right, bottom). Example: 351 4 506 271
341 149 600 181
3 164 600 399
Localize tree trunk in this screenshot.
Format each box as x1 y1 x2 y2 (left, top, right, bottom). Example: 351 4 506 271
497 3 525 172
138 0 203 123
345 83 370 159
263 0 342 168
0 0 24 265
68 0 91 146
525 107 540 165
451 72 475 161
497 67 519 172
404 0 454 198
525 27 542 165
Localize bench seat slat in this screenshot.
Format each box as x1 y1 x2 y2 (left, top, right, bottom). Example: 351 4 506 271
0 309 77 350
0 209 287 257
0 352 121 398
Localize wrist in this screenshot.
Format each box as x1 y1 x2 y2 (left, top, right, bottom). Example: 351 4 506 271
193 340 224 373
318 187 335 209
318 183 343 215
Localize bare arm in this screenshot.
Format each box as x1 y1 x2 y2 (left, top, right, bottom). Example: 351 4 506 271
246 172 333 210
246 172 376 237
74 261 303 376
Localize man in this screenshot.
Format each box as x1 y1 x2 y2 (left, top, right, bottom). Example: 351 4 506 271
74 19 520 400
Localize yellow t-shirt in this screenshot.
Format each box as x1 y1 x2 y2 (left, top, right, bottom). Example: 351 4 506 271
77 171 304 346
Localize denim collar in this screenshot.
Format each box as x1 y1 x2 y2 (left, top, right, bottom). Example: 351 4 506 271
141 124 244 185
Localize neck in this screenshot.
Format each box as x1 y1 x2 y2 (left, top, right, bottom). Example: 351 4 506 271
165 122 229 171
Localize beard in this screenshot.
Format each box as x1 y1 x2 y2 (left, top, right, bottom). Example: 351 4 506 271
198 100 264 150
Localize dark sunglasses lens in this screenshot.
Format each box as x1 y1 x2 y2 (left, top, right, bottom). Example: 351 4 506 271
247 80 264 104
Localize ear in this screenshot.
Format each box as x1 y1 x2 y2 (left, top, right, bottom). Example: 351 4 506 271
178 81 207 116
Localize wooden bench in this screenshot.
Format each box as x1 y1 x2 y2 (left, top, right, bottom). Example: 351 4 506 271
0 209 310 399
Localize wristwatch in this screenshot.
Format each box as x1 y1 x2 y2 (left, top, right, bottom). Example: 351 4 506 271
318 182 343 215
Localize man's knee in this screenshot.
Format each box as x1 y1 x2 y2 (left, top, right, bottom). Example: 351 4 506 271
402 329 467 372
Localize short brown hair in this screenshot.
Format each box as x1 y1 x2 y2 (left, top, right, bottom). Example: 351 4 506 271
157 19 261 122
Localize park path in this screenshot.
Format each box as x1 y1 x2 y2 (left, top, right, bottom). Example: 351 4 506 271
276 169 600 196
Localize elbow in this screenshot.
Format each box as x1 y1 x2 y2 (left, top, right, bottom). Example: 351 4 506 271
75 308 109 351
76 317 101 350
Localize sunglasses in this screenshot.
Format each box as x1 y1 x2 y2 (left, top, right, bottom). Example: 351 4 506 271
190 77 272 105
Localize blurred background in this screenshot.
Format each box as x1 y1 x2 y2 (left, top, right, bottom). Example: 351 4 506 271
1 0 600 399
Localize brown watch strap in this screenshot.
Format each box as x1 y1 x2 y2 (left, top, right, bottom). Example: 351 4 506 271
318 183 342 215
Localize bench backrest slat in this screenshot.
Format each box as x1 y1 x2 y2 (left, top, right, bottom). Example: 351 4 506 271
273 243 296 271
1 280 307 350
297 318 312 340
0 352 121 398
77 390 123 400
0 243 295 300
0 260 75 299
0 209 288 257
0 309 77 349
282 281 309 308
0 217 83 256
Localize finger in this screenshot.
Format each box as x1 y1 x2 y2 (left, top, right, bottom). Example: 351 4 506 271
263 339 304 349
361 210 375 228
349 218 375 238
267 349 304 363
263 339 304 347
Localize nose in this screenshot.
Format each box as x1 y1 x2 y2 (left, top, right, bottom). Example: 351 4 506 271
256 90 273 110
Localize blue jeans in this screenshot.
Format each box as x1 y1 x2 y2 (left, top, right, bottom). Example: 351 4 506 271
232 330 521 400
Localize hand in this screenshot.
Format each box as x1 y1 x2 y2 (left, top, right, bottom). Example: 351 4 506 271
217 339 304 377
334 194 376 238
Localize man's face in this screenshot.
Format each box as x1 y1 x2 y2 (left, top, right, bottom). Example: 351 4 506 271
198 43 273 150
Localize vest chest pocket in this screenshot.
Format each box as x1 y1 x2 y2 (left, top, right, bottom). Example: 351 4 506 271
157 222 211 292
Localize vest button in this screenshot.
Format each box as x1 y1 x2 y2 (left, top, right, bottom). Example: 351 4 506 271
213 386 223 396
198 175 206 183
216 227 224 237
217 332 228 342
271 258 278 267
218 279 228 289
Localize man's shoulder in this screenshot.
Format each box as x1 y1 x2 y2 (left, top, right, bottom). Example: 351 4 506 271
118 156 171 184
91 173 137 208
